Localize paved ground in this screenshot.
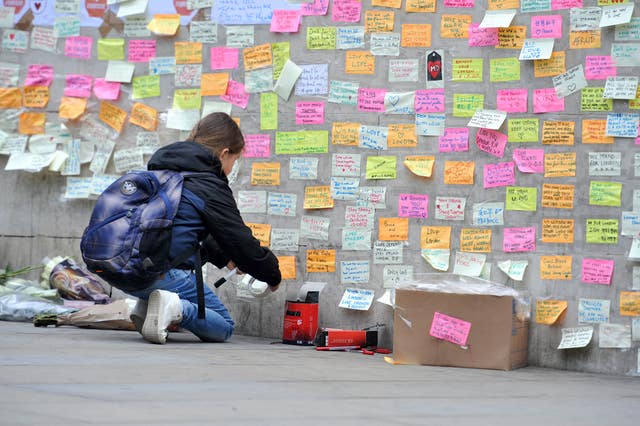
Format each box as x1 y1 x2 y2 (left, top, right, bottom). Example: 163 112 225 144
1 322 638 426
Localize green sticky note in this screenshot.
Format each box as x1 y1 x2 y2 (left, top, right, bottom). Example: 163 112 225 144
97 38 125 61
586 219 619 244
451 58 483 82
366 156 397 180
452 94 484 117
589 181 622 206
173 88 202 110
306 27 337 50
260 92 278 131
275 131 329 154
508 118 539 142
581 87 613 112
272 42 290 80
505 186 538 211
490 57 521 82
132 75 160 99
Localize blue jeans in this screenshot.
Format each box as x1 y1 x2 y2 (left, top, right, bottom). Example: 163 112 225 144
129 269 235 342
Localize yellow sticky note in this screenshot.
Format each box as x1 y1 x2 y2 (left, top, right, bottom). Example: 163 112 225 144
201 73 229 97
251 162 281 186
332 122 360 146
452 58 483 82
421 226 451 249
569 30 601 49
620 292 640 316
540 256 572 280
277 255 297 280
536 300 568 325
404 155 435 177
345 51 375 74
304 186 334 209
99 101 127 133
175 41 203 64
373 0 402 7
18 112 45 135
541 219 574 243
405 0 436 12
541 183 574 209
0 87 22 109
508 118 539 142
490 57 520 82
506 186 537 211
306 249 336 273
365 10 395 33
387 124 417 148
243 43 273 71
441 14 471 38
22 86 49 108
452 93 483 117
541 120 574 145
533 51 565 78
97 38 125 61
544 152 576 178
366 155 397 179
443 161 474 184
173 89 202 110
488 0 520 9
306 27 337 49
59 96 87 120
581 87 613 112
129 102 158 132
246 222 271 247
586 218 618 244
497 26 526 49
589 181 622 207
401 24 431 47
379 217 409 241
582 119 614 144
460 228 492 253
147 14 180 36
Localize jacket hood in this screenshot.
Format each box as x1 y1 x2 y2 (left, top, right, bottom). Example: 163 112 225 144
147 141 225 179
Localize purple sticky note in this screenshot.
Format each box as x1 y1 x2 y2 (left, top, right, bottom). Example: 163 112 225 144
210 47 239 70
243 134 271 158
332 0 362 22
429 312 472 346
221 80 250 109
533 88 564 113
415 89 445 113
357 87 386 112
443 0 475 7
513 149 544 173
64 74 93 98
301 0 330 16
439 128 469 152
584 56 617 80
497 89 528 113
295 101 325 125
64 36 93 60
581 258 614 285
128 40 156 62
503 227 536 252
483 162 515 188
270 10 301 33
476 128 508 158
93 78 120 100
24 64 54 87
398 193 428 218
468 23 499 47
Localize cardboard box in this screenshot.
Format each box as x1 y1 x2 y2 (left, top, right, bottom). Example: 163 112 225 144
393 289 529 370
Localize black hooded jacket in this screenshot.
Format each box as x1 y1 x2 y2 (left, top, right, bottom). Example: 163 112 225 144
147 141 281 287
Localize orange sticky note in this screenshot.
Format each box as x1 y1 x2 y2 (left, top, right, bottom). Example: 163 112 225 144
148 14 180 36
569 30 601 49
536 299 567 325
59 96 87 120
246 222 271 247
444 161 474 185
497 26 526 49
304 185 334 209
541 218 574 243
620 292 640 316
541 183 574 209
251 162 281 186
365 10 395 33
544 152 576 178
373 0 402 7
540 256 572 280
243 43 273 71
0 87 22 109
277 255 297 280
306 249 336 273
201 73 229 97
379 217 409 241
99 101 127 133
18 112 46 135
533 51 566 78
582 119 614 144
175 41 203 64
405 0 436 12
440 15 471 39
22 86 49 108
488 0 520 9
420 226 451 249
129 102 158 131
401 24 432 47
345 51 375 74
541 120 574 145
332 122 360 146
460 228 492 253
387 124 417 148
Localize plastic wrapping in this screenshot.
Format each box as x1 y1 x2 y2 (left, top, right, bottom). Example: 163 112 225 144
0 293 74 322
0 278 60 301
35 299 137 331
42 257 111 304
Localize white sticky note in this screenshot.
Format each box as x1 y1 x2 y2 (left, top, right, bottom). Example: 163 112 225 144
629 238 640 261
273 59 302 101
421 249 450 272
558 327 594 349
453 252 486 277
202 101 232 117
599 324 632 348
552 64 588 98
519 38 555 60
479 9 516 28
497 259 528 281
467 109 507 129
166 109 200 131
105 61 135 83
602 76 639 99
599 3 634 28
339 288 375 310
64 177 92 199
382 265 413 288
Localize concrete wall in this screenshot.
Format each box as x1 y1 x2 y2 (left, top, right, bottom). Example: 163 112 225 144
0 1 638 375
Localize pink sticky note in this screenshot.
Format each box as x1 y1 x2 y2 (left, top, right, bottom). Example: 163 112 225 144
497 89 528 113
301 0 330 16
398 193 428 218
439 128 469 152
483 162 515 189
295 101 325 125
429 312 472 346
210 47 239 70
24 64 54 87
513 149 544 173
64 74 93 98
444 0 475 7
552 0 583 10
531 15 563 39
476 128 508 158
468 23 499 47
584 56 617 80
415 89 445 113
243 134 271 158
533 88 564 114
503 227 536 252
93 78 121 100
270 10 301 33
64 36 93 60
332 0 362 23
357 88 386 112
581 258 614 285
128 39 156 62
221 80 250 109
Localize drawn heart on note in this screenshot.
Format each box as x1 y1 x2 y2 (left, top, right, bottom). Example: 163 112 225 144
387 95 400 106
9 33 15 41
33 2 41 11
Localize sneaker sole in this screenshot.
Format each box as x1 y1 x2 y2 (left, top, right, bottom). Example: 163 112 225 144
141 291 170 344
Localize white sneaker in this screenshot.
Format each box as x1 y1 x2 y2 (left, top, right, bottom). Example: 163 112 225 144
141 290 183 344
130 299 148 334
